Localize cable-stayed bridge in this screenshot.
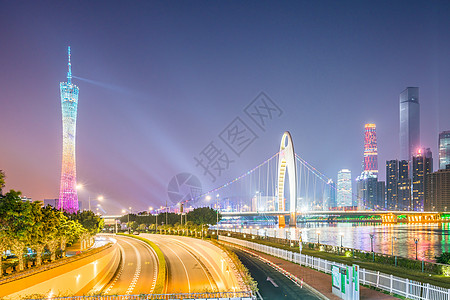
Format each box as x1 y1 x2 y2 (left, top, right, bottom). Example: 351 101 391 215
182 131 442 227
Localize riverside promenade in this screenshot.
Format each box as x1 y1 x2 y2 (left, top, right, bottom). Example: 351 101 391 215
231 244 398 300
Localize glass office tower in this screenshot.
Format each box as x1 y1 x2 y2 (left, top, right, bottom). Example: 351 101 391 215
400 87 420 161
439 131 450 170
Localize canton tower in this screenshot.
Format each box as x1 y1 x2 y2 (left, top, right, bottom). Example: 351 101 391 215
58 46 79 213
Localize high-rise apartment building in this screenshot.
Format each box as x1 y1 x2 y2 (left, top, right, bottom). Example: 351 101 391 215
412 148 433 211
439 131 450 170
400 87 420 161
386 160 399 209
398 160 411 210
424 166 450 211
337 169 352 207
58 46 80 213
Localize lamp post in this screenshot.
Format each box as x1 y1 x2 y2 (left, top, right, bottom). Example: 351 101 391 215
391 236 397 256
369 234 375 252
414 238 419 260
317 231 321 246
216 194 220 232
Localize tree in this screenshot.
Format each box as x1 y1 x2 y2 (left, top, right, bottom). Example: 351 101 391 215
0 190 36 271
0 170 5 196
186 207 221 225
138 223 146 231
67 210 104 235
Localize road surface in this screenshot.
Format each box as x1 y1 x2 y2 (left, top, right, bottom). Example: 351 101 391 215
101 235 158 295
141 234 241 294
233 248 321 300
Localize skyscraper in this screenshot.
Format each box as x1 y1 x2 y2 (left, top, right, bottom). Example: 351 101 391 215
439 131 450 170
386 160 399 209
400 87 420 161
337 169 352 207
424 166 450 211
322 179 336 210
363 124 378 173
398 160 411 210
356 123 382 209
58 46 80 213
412 148 433 211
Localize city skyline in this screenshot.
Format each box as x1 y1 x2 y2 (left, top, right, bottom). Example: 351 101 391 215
1 1 450 213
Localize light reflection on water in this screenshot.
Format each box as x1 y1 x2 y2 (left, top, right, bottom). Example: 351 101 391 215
230 222 450 262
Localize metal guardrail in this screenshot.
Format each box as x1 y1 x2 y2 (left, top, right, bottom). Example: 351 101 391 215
220 235 450 300
26 291 254 300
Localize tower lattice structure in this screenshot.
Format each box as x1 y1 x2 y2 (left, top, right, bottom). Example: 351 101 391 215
58 46 79 213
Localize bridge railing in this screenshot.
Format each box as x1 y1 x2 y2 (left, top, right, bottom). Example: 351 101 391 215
219 235 450 300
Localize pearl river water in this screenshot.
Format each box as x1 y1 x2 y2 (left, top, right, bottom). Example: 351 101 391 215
223 222 450 262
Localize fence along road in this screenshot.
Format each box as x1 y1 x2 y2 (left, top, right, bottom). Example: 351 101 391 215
219 235 450 300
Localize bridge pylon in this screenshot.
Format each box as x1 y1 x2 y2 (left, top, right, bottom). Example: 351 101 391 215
277 131 297 228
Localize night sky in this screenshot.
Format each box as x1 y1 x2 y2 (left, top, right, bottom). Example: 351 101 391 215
1 1 449 214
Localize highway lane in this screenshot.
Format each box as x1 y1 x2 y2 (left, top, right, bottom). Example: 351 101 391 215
101 235 158 295
233 248 320 300
141 234 241 294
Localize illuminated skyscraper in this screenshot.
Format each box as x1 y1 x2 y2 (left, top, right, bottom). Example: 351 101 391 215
439 131 450 170
412 148 433 211
398 160 411 210
58 46 79 213
337 169 352 207
363 124 378 173
356 124 382 209
386 160 399 209
400 87 420 161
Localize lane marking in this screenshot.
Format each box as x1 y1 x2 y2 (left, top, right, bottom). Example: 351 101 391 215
125 240 142 295
168 237 233 291
166 238 216 292
103 242 126 294
162 243 191 293
267 276 279 287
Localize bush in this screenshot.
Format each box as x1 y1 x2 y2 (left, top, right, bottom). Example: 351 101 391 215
436 252 450 264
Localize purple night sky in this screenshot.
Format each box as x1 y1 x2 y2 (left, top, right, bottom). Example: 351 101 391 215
1 1 449 214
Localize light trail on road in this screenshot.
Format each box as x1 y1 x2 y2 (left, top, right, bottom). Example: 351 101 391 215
100 235 158 295
141 234 241 294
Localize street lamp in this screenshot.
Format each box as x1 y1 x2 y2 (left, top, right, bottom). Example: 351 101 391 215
369 234 375 252
216 194 220 232
414 238 419 260
122 207 131 234
317 231 321 246
391 236 397 256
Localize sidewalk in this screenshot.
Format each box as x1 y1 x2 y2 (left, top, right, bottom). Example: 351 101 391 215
242 246 397 300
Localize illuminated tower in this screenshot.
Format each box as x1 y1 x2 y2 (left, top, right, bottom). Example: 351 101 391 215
363 124 378 173
58 46 79 213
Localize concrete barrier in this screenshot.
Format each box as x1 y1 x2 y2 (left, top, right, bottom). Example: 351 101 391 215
0 241 120 299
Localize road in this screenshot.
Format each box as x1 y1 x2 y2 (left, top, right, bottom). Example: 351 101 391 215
101 235 158 295
141 234 241 294
233 248 321 300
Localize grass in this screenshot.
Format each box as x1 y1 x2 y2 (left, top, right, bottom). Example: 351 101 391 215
117 233 166 293
224 233 450 289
